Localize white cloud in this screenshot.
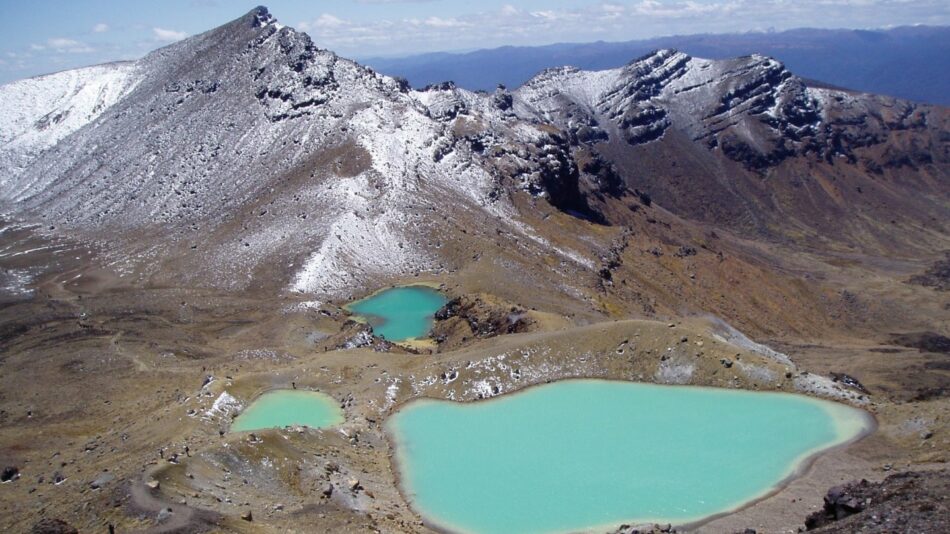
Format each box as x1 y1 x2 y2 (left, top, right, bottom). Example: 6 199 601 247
39 38 95 54
290 0 950 59
530 11 561 20
423 16 468 28
93 23 110 33
153 27 188 42
315 14 346 28
299 14 348 32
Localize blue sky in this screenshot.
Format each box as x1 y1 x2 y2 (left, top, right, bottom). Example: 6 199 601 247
2 0 948 84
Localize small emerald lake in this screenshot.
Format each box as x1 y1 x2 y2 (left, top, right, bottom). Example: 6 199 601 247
230 390 343 432
347 285 447 342
387 379 873 534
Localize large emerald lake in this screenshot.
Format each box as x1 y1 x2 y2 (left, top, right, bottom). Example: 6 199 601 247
387 379 872 534
230 390 343 432
347 285 447 342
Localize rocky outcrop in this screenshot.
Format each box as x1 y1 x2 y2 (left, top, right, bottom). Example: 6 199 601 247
431 295 533 350
805 471 950 532
332 321 393 352
909 254 950 291
889 332 950 354
30 519 78 534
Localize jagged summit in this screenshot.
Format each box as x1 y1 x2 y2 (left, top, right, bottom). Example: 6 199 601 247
247 5 276 27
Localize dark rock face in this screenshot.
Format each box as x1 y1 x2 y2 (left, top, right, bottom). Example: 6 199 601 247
492 86 513 111
806 470 950 533
607 50 691 104
909 255 950 291
432 295 532 350
597 50 690 146
618 105 669 145
830 372 870 394
434 297 462 321
30 519 78 534
487 128 619 223
889 332 950 354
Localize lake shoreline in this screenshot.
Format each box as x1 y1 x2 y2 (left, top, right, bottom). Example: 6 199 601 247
383 378 877 534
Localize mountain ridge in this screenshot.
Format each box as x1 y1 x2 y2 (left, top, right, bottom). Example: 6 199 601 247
1 6 947 301
364 25 950 106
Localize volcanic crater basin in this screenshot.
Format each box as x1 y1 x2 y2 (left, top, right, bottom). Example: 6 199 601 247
387 379 874 534
230 390 344 433
346 285 448 342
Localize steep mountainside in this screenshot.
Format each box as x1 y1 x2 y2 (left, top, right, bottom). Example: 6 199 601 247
1 6 947 308
0 61 141 183
514 50 950 253
3 7 612 297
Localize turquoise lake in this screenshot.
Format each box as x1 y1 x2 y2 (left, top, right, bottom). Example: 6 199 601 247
387 379 872 534
347 285 447 342
230 390 344 432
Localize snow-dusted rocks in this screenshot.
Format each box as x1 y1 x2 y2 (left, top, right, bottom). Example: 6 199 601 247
2 7 946 298
0 62 142 183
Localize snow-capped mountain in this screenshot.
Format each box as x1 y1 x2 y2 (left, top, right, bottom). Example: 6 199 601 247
512 48 949 249
1 6 947 298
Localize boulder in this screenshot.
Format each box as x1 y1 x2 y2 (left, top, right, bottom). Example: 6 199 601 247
156 507 174 523
90 472 115 489
1 465 19 482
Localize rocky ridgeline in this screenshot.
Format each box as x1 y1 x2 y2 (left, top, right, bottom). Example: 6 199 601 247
1 6 946 296
598 50 689 145
515 48 946 173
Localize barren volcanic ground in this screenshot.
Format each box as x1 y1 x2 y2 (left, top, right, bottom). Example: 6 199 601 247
1 6 949 534
0 209 947 533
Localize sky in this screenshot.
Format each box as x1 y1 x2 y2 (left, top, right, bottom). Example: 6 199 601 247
1 0 948 84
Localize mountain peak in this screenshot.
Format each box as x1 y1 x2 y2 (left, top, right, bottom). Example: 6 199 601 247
246 5 275 28
625 48 684 66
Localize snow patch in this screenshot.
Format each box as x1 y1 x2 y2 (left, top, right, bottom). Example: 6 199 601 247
204 391 242 419
708 317 794 367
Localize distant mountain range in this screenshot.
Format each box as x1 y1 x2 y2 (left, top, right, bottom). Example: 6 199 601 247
363 26 950 106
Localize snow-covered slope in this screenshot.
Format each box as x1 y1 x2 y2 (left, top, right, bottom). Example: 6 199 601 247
0 62 141 183
2 7 946 297
513 50 826 162
2 7 602 297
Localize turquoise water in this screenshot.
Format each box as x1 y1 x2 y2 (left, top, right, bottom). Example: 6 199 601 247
388 380 872 534
347 285 447 342
231 390 344 432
